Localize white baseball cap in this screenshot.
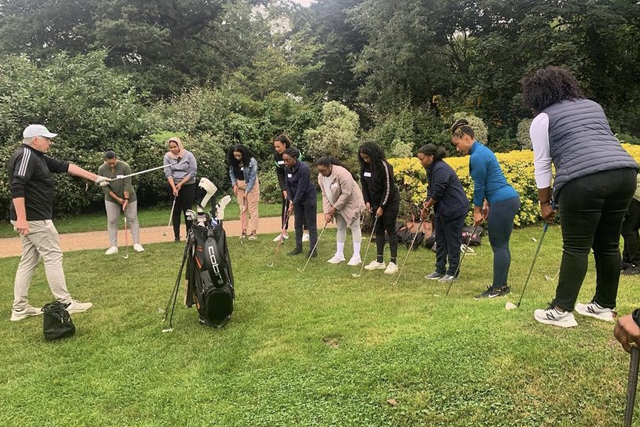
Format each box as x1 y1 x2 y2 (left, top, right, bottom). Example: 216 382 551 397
23 124 58 139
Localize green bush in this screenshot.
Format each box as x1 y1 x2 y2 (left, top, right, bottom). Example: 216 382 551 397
517 118 533 150
258 167 282 204
303 101 360 161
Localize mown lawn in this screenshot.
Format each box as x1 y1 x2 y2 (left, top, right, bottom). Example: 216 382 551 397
1 226 638 427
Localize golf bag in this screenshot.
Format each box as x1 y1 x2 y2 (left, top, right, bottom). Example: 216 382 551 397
185 222 235 327
462 225 484 246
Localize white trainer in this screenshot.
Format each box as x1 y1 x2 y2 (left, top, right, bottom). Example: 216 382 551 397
575 301 616 322
534 306 578 328
364 260 386 271
384 262 398 275
347 255 362 266
302 233 310 242
273 233 289 242
10 305 43 322
133 244 144 253
327 254 346 264
66 300 93 314
105 246 118 255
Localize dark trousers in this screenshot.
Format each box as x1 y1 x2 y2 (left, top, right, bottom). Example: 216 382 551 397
171 183 196 239
622 199 640 267
554 168 636 311
374 199 399 262
488 196 520 289
294 198 317 250
435 214 465 276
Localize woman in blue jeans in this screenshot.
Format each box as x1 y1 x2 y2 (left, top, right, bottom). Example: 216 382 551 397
451 119 520 299
522 66 638 328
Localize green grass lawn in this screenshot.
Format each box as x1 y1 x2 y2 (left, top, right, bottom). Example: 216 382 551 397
1 226 638 426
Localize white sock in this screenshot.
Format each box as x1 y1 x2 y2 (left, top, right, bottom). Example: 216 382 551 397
353 241 361 258
336 242 345 257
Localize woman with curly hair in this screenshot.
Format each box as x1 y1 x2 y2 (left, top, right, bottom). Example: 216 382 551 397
451 120 520 299
226 144 260 240
522 66 638 328
358 141 400 275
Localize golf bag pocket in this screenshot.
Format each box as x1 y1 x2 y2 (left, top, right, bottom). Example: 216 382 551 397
42 301 76 341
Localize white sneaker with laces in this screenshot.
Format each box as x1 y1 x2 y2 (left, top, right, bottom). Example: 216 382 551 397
575 301 616 322
364 260 386 271
133 243 144 253
302 233 310 243
105 246 118 255
327 254 346 264
66 300 93 314
10 305 43 322
347 255 362 266
384 262 398 275
534 306 578 328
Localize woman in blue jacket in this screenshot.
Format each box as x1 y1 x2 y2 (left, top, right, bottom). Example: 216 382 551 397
418 144 469 284
226 144 260 240
451 120 520 299
283 147 318 258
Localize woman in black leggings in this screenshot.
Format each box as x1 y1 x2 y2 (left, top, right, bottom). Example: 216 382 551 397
163 137 198 241
359 142 400 275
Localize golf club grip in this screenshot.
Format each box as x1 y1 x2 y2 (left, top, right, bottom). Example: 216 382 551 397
625 346 640 427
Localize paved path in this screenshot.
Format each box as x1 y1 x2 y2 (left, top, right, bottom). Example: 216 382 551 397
0 214 333 259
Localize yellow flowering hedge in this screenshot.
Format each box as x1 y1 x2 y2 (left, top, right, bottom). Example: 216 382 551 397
389 144 640 227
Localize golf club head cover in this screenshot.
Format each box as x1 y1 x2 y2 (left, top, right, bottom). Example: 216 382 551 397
216 195 232 220
196 178 218 213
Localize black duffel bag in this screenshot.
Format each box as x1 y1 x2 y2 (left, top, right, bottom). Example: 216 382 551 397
42 301 76 341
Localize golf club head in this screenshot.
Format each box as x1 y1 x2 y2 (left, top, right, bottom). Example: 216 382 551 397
505 301 518 310
162 231 167 236
351 273 361 278
296 267 304 272
266 262 275 268
162 328 174 333
544 275 552 281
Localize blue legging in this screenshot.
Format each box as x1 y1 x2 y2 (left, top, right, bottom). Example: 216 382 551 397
487 197 520 289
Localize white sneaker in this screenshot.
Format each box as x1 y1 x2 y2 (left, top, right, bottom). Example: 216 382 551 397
133 244 144 253
347 255 362 266
364 260 386 271
438 274 456 283
384 262 398 275
534 306 578 328
10 305 43 322
575 301 616 322
327 254 346 264
302 233 310 243
105 246 118 255
65 300 93 314
273 233 289 242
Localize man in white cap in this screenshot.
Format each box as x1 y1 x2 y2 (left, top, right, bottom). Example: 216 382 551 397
8 124 110 321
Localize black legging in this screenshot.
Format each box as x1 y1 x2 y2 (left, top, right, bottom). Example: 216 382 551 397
281 192 307 232
171 183 196 239
374 197 399 263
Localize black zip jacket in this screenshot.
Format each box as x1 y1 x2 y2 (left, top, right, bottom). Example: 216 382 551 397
360 160 399 209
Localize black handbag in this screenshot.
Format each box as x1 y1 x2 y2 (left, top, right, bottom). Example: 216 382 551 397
42 301 76 341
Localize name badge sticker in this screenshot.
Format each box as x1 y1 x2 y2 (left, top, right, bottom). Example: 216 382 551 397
278 160 284 165
364 172 372 177
287 174 292 178
330 182 339 189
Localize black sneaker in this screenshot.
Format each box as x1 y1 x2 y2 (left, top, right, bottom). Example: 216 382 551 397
622 261 632 271
424 271 445 280
307 249 317 258
623 266 640 276
288 248 303 256
474 286 510 300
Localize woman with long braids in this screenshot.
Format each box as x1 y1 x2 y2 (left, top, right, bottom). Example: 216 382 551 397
418 144 468 283
316 156 365 266
522 66 638 328
451 120 520 299
358 142 400 275
163 137 198 242
226 144 260 240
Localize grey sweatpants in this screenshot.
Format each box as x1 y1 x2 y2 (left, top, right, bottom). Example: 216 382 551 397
11 220 72 310
105 200 140 246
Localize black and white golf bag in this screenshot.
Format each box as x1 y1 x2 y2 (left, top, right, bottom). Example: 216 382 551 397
162 178 234 330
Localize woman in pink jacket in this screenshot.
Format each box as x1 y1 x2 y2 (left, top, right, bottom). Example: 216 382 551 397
316 156 365 266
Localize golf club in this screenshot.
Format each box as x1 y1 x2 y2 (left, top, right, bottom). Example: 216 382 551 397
445 223 479 297
505 222 549 310
267 210 291 268
625 345 640 427
123 216 129 259
352 214 380 279
109 164 172 182
297 221 329 273
391 217 426 286
162 197 177 237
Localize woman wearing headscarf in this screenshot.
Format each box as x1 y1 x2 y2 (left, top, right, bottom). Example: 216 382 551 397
316 156 364 266
163 137 198 241
358 141 400 275
418 144 468 283
98 149 144 255
283 147 318 258
226 144 260 240
450 119 520 299
522 66 638 328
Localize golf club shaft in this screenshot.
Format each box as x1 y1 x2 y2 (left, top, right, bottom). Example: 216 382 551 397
354 214 379 277
167 197 176 228
268 211 290 267
446 223 479 296
110 164 171 181
515 222 549 307
300 221 328 272
625 346 640 427
393 218 426 286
